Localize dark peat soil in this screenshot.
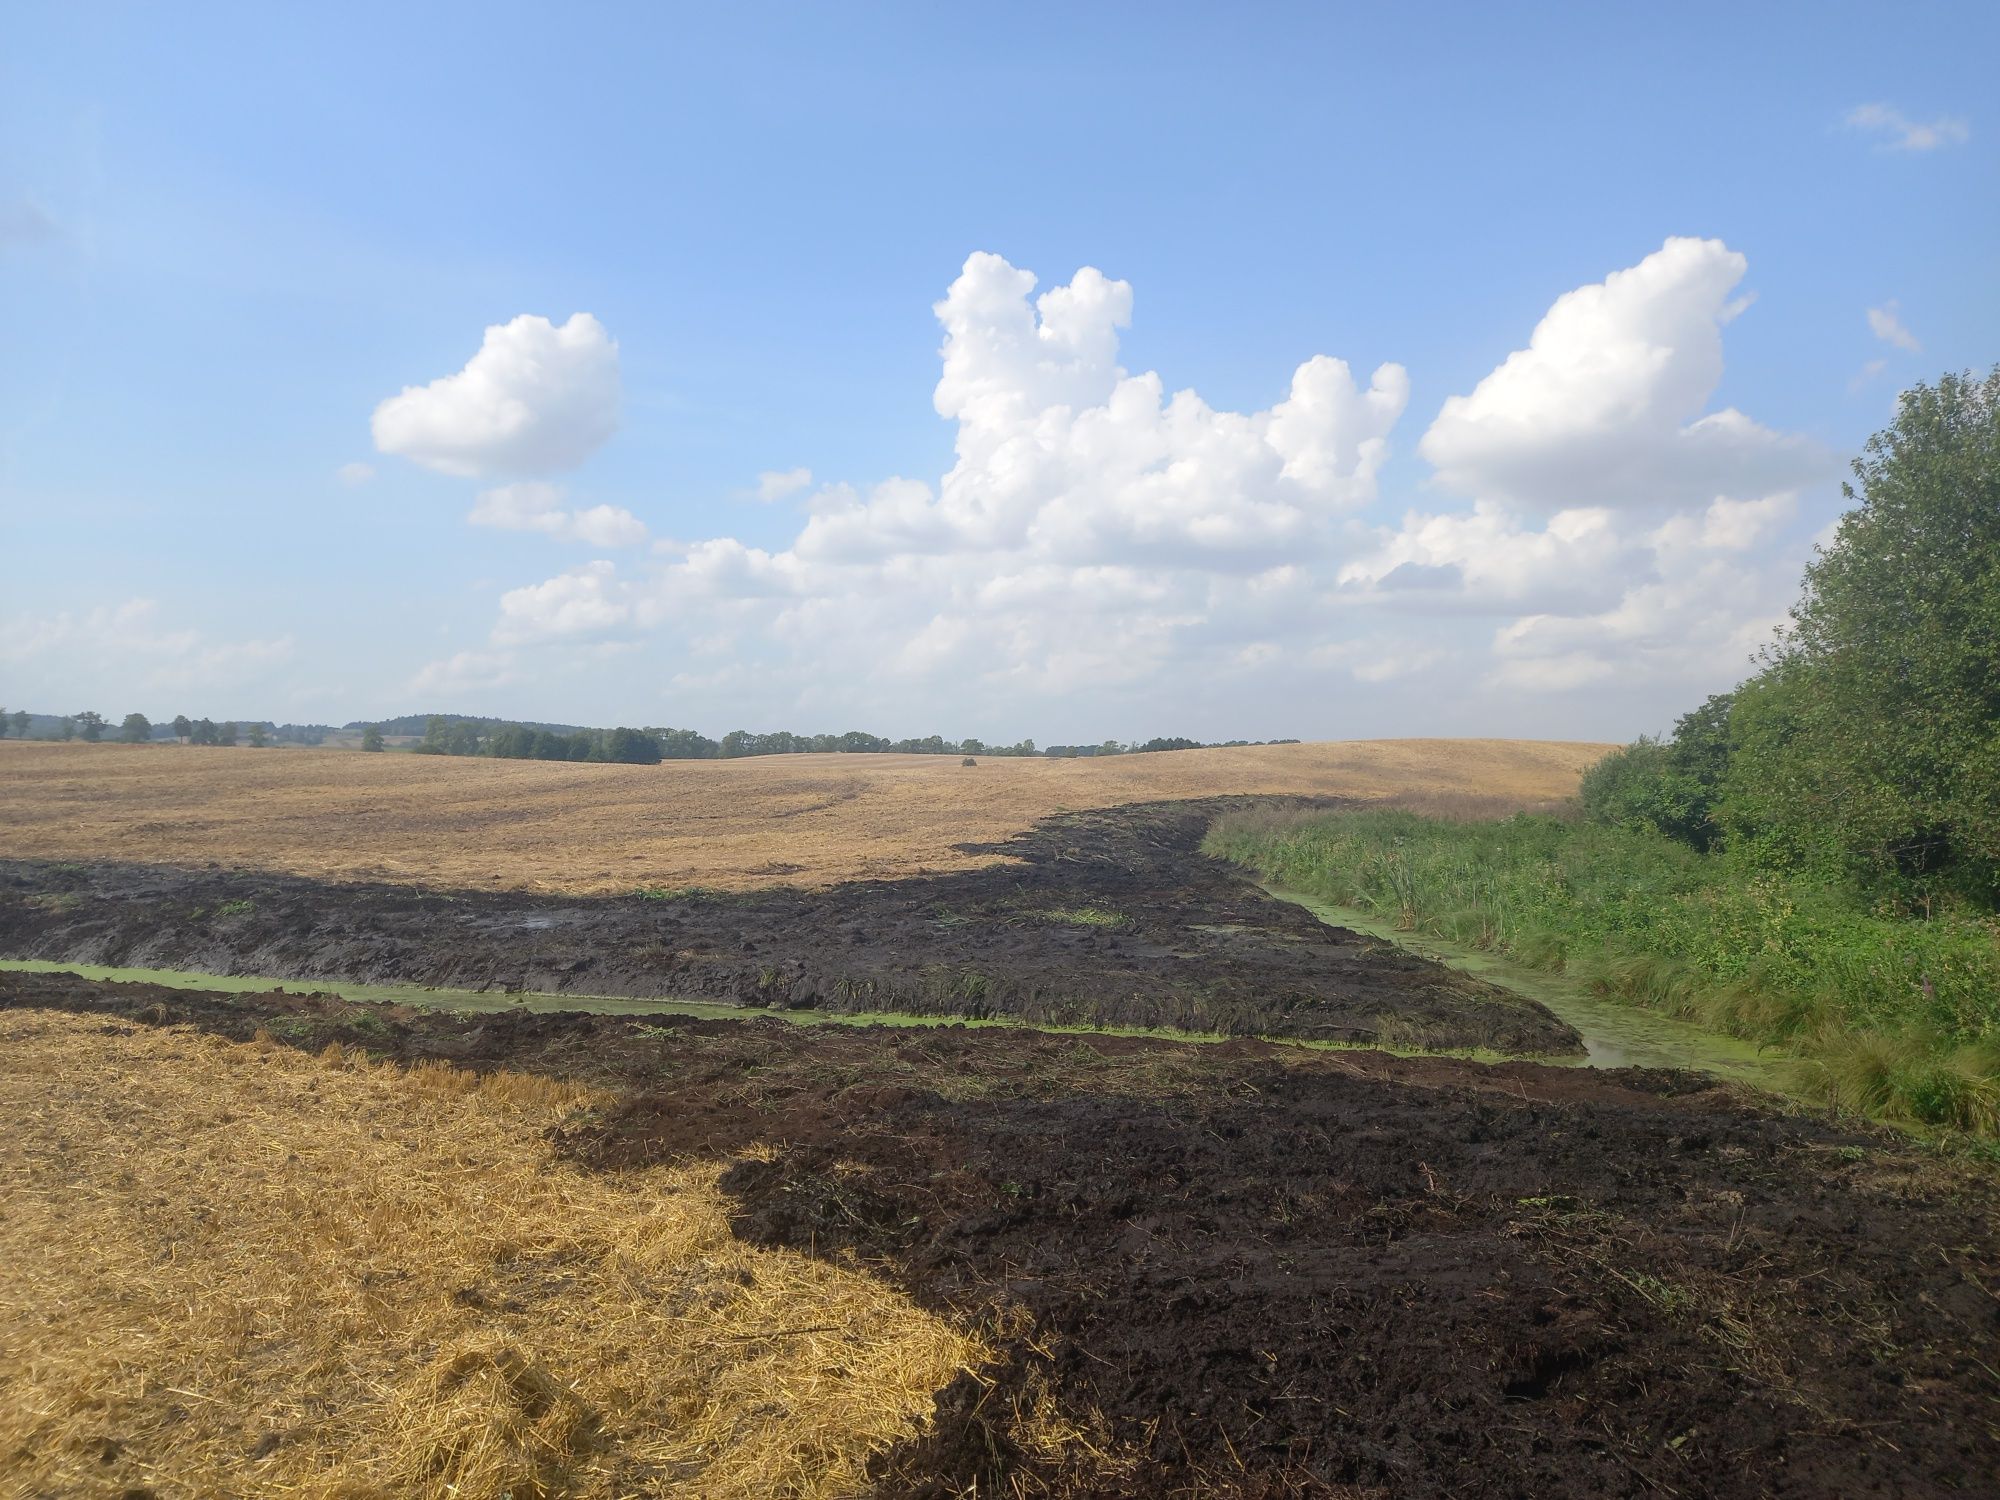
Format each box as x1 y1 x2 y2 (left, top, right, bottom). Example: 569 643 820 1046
6 970 1996 1499
0 799 1576 1052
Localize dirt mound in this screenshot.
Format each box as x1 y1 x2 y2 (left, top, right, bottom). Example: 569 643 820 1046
0 800 1580 1052
8 970 1995 1498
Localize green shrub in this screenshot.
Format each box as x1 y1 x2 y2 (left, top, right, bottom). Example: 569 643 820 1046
1207 807 2000 1136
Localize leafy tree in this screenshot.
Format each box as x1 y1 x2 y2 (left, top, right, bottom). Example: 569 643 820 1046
74 711 106 742
602 726 661 764
120 712 152 743
11 710 29 739
56 716 77 741
1722 368 2000 903
361 725 385 752
247 723 269 748
1579 694 1735 852
653 726 719 759
172 714 192 743
217 721 238 747
0 707 8 739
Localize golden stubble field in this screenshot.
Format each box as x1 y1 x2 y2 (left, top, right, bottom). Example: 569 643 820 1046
0 1007 978 1498
0 738 1609 894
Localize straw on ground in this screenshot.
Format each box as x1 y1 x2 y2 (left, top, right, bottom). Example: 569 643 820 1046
0 738 1609 894
0 1010 982 1498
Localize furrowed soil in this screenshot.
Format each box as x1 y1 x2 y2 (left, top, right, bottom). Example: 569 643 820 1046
0 800 1582 1052
5 969 1996 1500
0 738 1607 893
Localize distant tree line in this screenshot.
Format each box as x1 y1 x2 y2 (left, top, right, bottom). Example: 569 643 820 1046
380 714 1301 766
2 702 1300 763
0 708 334 746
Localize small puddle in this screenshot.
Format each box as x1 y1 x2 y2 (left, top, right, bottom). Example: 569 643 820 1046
1267 887 1790 1091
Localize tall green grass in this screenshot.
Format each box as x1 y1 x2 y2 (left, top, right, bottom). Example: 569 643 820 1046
1205 807 2000 1137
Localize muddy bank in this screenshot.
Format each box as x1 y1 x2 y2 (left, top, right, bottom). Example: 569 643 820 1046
6 969 1996 1499
0 799 1577 1053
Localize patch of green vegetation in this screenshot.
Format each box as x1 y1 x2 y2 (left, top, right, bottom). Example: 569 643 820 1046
1612 1268 1696 1316
214 899 256 918
1028 905 1129 929
25 892 81 913
1210 808 2000 1137
630 884 723 902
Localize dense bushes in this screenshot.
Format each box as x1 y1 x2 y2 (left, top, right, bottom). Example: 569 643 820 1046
1212 371 2000 1138
1598 370 2000 910
1207 808 2000 1134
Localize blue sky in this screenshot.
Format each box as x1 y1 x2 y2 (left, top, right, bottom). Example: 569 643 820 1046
4 2 1994 741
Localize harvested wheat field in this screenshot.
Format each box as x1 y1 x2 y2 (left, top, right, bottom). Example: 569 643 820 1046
0 1006 982 1499
0 738 1605 894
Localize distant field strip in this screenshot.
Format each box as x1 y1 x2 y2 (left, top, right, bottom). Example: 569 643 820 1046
0 739 1608 893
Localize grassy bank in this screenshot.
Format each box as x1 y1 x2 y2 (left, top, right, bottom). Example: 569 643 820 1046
1206 807 2000 1137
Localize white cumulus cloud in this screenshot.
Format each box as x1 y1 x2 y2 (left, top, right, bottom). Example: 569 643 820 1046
493 560 632 645
372 313 621 478
1420 237 1827 513
448 244 1836 737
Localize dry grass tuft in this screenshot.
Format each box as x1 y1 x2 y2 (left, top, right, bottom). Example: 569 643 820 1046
0 738 1611 893
0 1010 983 1498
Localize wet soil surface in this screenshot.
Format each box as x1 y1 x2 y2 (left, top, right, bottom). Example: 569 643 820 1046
0 799 1577 1053
7 969 1996 1499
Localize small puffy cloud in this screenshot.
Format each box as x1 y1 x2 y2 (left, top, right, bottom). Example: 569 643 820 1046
749 467 813 503
1866 300 1921 352
1845 102 1970 152
1849 358 1888 393
336 461 376 487
468 482 647 547
1419 237 1827 513
493 560 631 645
372 313 620 478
